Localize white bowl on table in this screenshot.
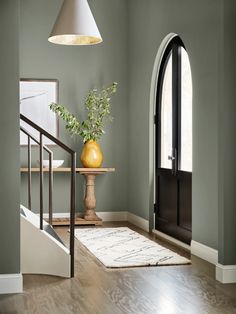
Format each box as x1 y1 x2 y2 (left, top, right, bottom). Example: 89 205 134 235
37 160 64 168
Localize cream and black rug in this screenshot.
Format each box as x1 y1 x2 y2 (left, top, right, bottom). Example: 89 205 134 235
74 227 190 268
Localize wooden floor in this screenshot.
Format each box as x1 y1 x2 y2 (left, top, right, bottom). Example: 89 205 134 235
0 222 236 314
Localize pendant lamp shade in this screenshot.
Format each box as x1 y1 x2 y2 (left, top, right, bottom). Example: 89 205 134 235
48 0 102 45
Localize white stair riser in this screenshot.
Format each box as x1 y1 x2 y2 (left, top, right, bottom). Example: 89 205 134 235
21 207 70 278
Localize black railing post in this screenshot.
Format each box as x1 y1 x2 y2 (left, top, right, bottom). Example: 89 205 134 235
70 152 76 278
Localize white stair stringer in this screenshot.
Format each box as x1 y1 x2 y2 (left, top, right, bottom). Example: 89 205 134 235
20 205 71 278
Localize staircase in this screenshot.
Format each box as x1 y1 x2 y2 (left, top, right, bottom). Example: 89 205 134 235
20 114 76 278
21 205 71 277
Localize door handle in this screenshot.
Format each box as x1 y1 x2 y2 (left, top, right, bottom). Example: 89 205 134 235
173 148 177 176
168 149 177 176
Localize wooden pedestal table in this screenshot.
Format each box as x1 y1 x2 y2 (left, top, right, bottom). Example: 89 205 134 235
20 167 115 226
77 168 115 225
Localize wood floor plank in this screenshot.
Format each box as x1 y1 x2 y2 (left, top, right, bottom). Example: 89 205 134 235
0 222 235 314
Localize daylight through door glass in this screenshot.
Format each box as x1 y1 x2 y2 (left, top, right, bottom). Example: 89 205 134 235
161 53 172 169
180 48 192 172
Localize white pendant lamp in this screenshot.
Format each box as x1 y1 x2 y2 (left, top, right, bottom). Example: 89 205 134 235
48 0 102 45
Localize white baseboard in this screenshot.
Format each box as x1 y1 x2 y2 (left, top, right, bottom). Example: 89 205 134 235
43 213 70 219
98 211 128 221
127 212 149 232
42 211 127 222
0 274 23 294
42 211 149 231
216 264 236 283
152 229 190 251
191 240 218 265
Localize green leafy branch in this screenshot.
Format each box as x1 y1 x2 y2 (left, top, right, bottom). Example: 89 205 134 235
49 82 118 143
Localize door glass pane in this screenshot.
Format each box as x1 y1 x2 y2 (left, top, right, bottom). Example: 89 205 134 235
161 53 172 169
180 48 192 172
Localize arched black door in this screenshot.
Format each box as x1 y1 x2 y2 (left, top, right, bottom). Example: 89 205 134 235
155 36 192 244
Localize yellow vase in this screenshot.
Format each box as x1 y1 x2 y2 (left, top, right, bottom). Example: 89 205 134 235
80 140 103 168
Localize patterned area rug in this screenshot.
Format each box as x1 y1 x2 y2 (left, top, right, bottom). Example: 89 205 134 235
74 227 190 268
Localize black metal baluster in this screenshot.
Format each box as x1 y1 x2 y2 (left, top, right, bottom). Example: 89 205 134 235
39 133 44 230
27 136 32 210
49 150 53 225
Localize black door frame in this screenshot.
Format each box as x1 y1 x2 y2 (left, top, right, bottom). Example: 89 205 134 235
155 36 192 244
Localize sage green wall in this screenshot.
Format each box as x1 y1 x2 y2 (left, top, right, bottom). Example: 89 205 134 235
128 0 221 250
0 0 20 274
218 0 236 265
19 0 236 265
20 0 128 214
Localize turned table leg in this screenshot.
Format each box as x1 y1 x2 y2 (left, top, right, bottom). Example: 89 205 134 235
83 173 102 221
